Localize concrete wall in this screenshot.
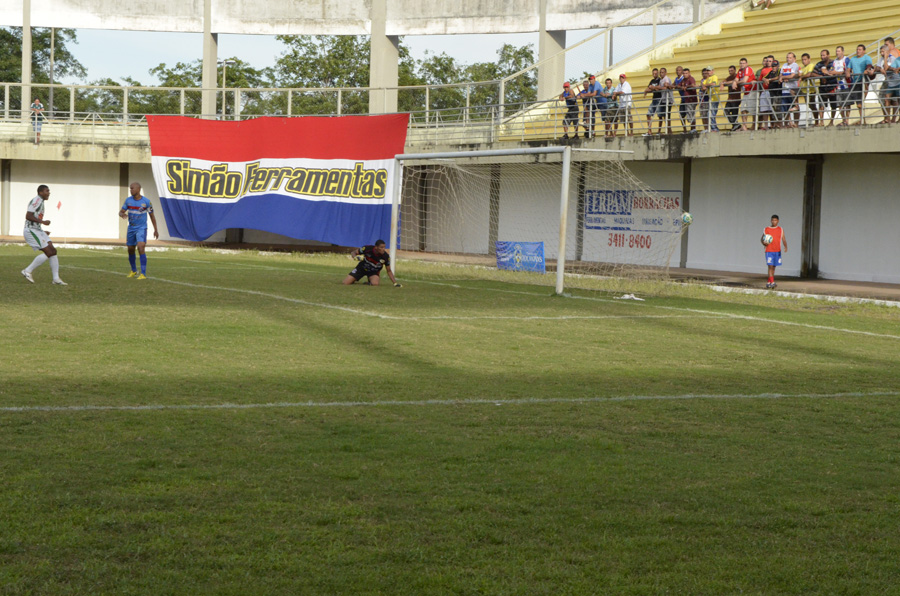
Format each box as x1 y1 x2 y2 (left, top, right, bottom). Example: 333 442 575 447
2 0 730 34
687 157 804 276
819 154 900 284
9 160 121 240
6 154 900 286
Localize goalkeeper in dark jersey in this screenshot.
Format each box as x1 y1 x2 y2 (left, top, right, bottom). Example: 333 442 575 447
342 239 401 287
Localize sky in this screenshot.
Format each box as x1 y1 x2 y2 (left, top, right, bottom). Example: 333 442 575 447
61 29 554 85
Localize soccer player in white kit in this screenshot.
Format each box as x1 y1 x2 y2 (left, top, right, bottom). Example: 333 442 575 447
21 184 67 285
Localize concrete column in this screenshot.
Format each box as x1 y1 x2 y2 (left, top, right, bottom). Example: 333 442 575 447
801 157 823 278
537 0 566 101
21 0 32 122
679 159 691 268
119 164 129 239
201 0 218 118
488 165 501 255
369 0 399 114
1 159 11 236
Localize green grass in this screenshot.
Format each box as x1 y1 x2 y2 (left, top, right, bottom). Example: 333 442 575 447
2 244 900 595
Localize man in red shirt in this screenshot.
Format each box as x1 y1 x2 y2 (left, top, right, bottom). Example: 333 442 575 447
762 214 788 289
737 58 758 131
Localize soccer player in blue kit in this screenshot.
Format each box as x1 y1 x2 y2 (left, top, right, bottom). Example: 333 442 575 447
118 182 159 279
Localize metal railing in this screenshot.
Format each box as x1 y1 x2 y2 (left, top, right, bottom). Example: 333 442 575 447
496 0 745 118
7 79 897 149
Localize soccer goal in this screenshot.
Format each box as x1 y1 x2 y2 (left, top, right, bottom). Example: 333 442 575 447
389 147 689 295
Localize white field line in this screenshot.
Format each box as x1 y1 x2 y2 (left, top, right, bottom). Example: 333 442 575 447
69 257 900 339
419 280 900 341
69 266 721 323
708 283 900 308
71 266 393 318
3 391 899 414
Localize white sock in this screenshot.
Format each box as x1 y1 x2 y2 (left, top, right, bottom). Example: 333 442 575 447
26 253 48 273
49 255 60 280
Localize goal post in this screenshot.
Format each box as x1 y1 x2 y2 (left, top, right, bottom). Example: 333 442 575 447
390 146 687 295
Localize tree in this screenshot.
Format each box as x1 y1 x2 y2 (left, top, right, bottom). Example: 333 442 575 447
274 35 371 115
274 35 424 115
466 43 537 112
0 27 87 114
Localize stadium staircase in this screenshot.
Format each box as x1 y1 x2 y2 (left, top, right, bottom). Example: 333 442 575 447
507 0 898 140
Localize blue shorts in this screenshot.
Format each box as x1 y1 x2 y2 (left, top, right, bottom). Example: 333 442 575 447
765 251 782 267
127 226 148 246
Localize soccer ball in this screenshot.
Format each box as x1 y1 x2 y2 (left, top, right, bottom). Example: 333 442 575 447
762 233 774 246
681 212 693 226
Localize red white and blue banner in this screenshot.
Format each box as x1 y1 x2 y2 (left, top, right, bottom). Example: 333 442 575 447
147 114 409 245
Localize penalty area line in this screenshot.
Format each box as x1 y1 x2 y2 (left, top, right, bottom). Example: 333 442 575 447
420 280 900 340
3 391 899 414
66 266 722 323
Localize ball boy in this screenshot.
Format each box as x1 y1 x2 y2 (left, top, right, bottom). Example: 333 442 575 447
762 214 788 289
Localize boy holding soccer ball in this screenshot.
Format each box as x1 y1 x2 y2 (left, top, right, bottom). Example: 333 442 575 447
343 240 401 287
762 214 787 289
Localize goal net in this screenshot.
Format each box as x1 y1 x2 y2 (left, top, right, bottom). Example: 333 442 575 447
391 147 688 294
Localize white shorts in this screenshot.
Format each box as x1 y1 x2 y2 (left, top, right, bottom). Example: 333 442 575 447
24 227 51 251
740 90 758 113
758 90 773 114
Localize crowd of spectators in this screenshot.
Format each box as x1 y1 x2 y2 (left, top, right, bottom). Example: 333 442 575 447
557 37 900 138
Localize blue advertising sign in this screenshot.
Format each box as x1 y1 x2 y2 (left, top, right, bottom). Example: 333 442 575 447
496 241 546 274
584 189 682 232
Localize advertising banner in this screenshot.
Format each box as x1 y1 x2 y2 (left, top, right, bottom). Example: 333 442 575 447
584 189 682 232
147 114 409 245
496 241 546 274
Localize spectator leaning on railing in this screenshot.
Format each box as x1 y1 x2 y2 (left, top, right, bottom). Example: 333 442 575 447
700 66 720 132
877 45 900 123
658 68 674 135
886 36 900 59
756 56 777 130
644 68 663 135
778 52 801 128
832 46 851 125
737 58 757 131
559 81 579 139
600 78 617 137
722 65 742 132
847 44 873 124
766 56 783 128
799 53 820 126
578 76 599 139
612 74 634 136
680 67 698 132
813 50 836 127
30 98 44 144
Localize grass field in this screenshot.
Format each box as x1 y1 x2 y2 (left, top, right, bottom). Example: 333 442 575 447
3 244 900 595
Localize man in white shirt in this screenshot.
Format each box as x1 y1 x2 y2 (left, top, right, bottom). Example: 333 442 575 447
832 45 851 125
612 74 634 136
778 52 801 127
21 185 67 285
659 67 674 135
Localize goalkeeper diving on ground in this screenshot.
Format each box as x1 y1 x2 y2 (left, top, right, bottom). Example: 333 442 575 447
343 239 401 287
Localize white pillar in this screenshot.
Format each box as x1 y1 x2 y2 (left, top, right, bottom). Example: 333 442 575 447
537 0 566 101
21 0 32 122
201 0 218 118
369 0 399 114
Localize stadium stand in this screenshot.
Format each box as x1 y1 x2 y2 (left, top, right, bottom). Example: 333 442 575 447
511 0 898 140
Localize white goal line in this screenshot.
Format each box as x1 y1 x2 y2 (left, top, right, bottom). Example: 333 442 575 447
3 391 898 414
